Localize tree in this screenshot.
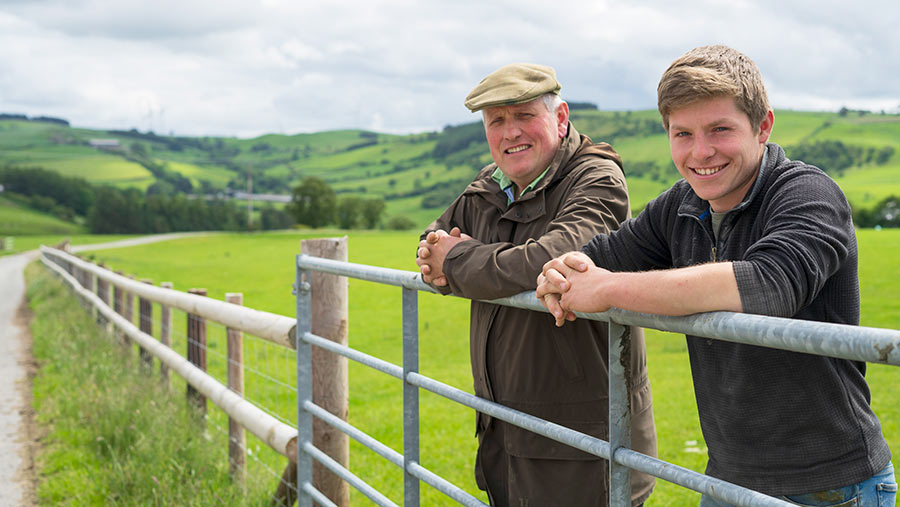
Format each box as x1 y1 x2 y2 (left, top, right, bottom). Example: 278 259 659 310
385 215 416 230
288 177 336 228
336 196 363 229
360 198 386 229
260 205 294 230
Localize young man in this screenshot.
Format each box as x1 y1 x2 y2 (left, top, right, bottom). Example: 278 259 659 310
416 63 657 506
537 45 895 506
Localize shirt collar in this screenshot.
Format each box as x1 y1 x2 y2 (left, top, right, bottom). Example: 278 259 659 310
491 166 550 205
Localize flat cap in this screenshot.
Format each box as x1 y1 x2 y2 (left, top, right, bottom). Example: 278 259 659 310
464 63 561 112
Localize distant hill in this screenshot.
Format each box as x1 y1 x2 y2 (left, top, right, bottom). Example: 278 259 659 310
2 108 899 228
0 194 86 236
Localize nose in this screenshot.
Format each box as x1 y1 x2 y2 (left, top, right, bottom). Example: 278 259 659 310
503 121 523 140
693 134 715 159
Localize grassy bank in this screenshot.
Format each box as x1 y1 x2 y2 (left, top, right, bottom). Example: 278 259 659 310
25 262 274 505
32 228 900 505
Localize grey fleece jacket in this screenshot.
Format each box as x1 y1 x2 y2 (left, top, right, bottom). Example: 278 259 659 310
581 143 891 495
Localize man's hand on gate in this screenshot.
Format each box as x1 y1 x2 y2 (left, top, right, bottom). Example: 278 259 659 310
417 227 472 287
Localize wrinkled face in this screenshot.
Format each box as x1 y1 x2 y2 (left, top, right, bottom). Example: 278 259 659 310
668 96 774 212
483 99 568 192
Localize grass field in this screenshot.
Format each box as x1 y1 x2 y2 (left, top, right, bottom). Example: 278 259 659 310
0 196 86 238
65 228 900 506
25 262 273 505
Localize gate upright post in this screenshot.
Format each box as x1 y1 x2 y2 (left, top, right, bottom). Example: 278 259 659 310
608 321 633 507
402 287 420 507
301 237 350 506
296 259 313 507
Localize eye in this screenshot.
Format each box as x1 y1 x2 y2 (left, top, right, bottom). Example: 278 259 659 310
713 126 730 133
673 130 690 138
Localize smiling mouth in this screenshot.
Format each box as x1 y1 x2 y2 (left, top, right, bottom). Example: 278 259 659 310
693 164 726 176
506 144 530 154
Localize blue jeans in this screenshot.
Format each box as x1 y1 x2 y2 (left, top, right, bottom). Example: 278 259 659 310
699 463 897 507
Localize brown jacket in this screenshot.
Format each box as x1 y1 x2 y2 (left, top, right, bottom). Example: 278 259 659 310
424 124 657 504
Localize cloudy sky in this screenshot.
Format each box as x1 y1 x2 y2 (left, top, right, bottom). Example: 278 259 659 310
2 0 898 138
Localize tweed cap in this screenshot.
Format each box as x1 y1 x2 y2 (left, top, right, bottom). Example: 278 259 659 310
464 63 561 112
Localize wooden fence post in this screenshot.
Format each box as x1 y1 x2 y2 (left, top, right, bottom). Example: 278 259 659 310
286 237 350 506
84 264 94 316
187 288 208 415
113 271 126 346
123 275 135 348
160 282 173 385
139 279 154 370
226 292 246 487
96 263 109 329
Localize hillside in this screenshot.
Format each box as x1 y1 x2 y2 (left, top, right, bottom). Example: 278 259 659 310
0 195 86 236
2 108 899 229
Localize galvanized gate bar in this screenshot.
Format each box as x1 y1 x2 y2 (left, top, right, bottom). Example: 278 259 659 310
301 482 339 507
402 287 420 507
411 365 791 506
295 262 314 507
604 308 900 366
406 372 611 460
405 462 489 507
608 321 632 507
303 442 398 507
298 254 435 292
302 400 404 468
612 447 792 507
302 331 403 379
296 255 900 366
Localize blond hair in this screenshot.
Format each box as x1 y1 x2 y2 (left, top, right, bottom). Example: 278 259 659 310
657 45 770 130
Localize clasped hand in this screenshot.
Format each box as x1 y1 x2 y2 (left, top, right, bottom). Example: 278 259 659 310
536 251 610 327
416 227 472 286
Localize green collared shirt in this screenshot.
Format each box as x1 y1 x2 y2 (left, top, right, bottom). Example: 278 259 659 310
491 167 550 205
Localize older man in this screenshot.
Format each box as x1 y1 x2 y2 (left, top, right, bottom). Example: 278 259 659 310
416 63 656 506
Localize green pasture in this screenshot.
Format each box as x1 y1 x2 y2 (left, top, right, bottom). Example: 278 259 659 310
5 110 900 231
26 263 271 505
164 160 235 187
0 196 86 238
5 145 154 188
67 228 899 506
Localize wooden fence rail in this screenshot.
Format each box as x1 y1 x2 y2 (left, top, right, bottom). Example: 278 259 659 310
40 246 303 502
41 246 297 349
41 242 351 506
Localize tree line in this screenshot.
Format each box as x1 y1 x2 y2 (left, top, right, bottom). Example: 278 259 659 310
0 164 399 233
785 140 894 177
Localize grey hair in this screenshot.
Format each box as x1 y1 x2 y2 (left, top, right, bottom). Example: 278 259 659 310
481 93 566 123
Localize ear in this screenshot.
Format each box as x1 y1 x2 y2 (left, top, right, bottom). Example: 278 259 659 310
556 101 570 137
757 110 774 143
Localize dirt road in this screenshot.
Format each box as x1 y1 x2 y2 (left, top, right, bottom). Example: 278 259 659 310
0 251 39 506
